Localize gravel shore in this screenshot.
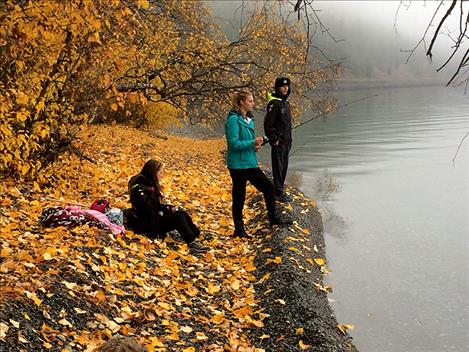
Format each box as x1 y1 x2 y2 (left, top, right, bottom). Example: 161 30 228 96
245 188 358 352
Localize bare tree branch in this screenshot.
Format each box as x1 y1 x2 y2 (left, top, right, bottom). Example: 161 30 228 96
426 0 457 60
452 131 469 167
398 0 468 87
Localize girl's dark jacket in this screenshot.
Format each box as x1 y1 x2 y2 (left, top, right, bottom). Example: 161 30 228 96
126 173 172 236
264 91 292 146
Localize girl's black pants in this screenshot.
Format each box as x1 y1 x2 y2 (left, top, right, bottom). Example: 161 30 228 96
228 167 276 229
159 210 199 243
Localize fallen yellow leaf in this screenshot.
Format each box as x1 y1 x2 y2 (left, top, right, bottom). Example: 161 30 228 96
314 258 325 266
314 283 333 293
337 324 354 334
0 323 8 338
95 290 106 302
43 252 53 261
43 342 53 349
180 326 193 333
196 332 208 340
146 336 165 350
212 313 224 324
231 279 240 290
249 319 264 327
58 318 72 327
0 248 11 257
206 282 220 294
258 272 270 284
62 281 76 290
233 306 252 317
157 302 171 310
299 339 311 349
266 256 282 264
25 291 42 306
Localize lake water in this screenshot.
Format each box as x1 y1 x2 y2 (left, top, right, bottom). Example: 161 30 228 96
258 85 469 352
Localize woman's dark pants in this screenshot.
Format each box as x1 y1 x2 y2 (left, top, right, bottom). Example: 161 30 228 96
228 167 276 230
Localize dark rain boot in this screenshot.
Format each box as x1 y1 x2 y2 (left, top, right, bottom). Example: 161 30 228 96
268 212 293 227
275 193 293 203
233 221 249 238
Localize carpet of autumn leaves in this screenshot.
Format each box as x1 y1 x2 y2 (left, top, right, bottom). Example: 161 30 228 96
1 124 314 352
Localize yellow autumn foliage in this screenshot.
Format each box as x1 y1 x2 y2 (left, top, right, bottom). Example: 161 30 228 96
0 0 338 181
0 125 279 350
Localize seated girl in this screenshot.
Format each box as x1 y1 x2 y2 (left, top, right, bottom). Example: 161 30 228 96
127 159 208 253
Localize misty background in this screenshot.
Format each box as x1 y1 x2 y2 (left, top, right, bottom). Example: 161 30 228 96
209 0 460 86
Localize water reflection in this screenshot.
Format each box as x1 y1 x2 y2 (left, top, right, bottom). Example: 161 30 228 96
321 207 349 242
284 170 303 190
312 173 349 242
290 170 350 242
312 172 342 202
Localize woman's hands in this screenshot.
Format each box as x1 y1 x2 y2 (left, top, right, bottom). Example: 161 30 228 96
255 136 264 152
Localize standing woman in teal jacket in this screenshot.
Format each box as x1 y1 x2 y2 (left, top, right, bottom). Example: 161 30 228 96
225 90 291 237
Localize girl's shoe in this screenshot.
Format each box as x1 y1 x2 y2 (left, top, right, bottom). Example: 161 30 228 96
269 215 293 227
275 193 293 203
234 228 250 238
188 240 209 253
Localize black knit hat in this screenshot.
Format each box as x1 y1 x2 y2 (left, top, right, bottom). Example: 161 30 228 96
274 77 290 90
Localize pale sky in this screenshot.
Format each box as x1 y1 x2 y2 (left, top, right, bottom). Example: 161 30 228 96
314 1 461 39
310 1 466 75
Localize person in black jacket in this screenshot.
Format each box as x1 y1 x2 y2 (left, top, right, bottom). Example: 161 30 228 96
127 159 208 253
264 77 293 203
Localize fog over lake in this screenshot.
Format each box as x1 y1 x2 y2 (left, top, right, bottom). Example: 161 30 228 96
210 0 463 84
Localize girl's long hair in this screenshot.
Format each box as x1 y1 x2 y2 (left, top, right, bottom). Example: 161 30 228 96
140 159 163 200
231 90 252 111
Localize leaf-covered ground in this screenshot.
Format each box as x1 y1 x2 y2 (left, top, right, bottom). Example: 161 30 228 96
0 125 356 351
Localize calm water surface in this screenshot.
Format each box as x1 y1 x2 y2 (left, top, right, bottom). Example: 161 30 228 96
259 85 468 352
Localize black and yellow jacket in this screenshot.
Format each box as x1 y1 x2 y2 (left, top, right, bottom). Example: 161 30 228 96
264 91 292 146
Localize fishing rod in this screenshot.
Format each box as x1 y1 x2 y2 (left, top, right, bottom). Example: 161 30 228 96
292 94 378 131
288 94 378 157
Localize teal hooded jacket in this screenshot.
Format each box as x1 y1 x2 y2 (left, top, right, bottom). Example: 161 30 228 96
224 110 258 169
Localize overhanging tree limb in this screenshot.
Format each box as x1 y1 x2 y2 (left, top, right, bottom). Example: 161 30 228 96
426 0 457 61
396 0 468 88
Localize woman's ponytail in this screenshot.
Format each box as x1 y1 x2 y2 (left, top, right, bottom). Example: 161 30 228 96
231 90 252 110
